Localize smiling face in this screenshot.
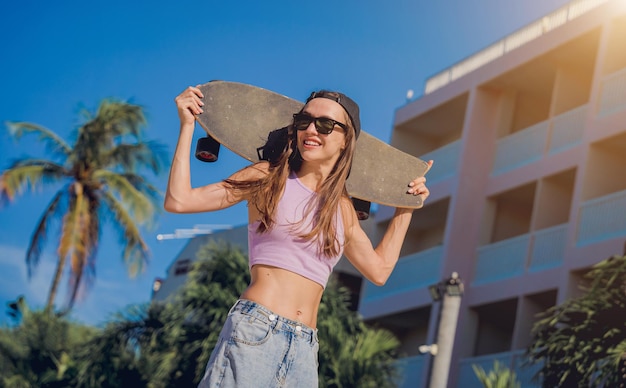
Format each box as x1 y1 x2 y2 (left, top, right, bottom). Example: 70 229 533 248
295 98 350 168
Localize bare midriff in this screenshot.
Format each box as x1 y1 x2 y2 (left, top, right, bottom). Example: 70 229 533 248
241 264 324 328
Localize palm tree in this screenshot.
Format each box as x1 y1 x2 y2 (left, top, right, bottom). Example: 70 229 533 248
73 303 165 387
74 241 250 387
0 100 166 312
0 297 96 387
472 360 521 388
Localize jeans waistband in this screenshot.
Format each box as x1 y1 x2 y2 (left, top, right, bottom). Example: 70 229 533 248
230 299 318 344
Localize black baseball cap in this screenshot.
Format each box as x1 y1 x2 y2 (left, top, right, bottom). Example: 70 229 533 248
306 91 361 139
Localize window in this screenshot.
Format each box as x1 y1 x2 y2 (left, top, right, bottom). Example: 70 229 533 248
174 259 193 276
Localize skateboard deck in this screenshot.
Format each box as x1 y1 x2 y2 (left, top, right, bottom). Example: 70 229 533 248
195 81 430 209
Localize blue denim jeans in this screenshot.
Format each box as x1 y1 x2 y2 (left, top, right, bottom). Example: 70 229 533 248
198 299 319 388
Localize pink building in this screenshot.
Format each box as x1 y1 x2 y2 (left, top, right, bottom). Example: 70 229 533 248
359 0 626 386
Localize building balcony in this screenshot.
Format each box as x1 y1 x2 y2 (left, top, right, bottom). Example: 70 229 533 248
492 105 587 176
598 67 626 118
420 140 461 184
529 225 569 272
473 225 567 286
577 189 626 245
359 246 443 312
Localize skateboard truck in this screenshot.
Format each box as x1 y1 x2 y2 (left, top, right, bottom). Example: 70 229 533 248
196 135 221 162
351 197 371 220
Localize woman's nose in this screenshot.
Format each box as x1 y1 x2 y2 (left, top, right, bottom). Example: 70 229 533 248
304 120 318 134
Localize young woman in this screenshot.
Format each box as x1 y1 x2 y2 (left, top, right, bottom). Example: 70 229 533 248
165 85 432 387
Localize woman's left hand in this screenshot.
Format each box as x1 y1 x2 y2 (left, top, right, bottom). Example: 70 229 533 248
406 160 433 204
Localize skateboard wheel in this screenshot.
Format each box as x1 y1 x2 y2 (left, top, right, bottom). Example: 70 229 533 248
351 198 371 221
196 136 221 162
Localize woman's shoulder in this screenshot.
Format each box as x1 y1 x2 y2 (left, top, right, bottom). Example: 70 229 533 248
231 161 270 181
339 195 358 225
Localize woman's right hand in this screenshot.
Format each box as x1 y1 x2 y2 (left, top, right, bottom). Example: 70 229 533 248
174 86 204 127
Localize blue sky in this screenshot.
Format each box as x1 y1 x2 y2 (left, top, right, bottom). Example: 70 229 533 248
0 0 570 326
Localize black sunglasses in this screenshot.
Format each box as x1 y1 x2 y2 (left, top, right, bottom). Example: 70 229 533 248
292 113 347 135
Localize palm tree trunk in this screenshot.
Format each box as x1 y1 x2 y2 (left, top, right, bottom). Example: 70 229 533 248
46 254 67 312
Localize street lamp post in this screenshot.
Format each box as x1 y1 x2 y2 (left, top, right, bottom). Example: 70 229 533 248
426 272 464 388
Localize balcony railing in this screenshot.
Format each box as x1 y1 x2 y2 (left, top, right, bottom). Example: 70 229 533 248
492 105 587 175
395 355 426 388
529 224 567 271
493 122 548 175
424 0 611 94
420 140 461 183
360 246 443 302
457 350 542 388
577 189 626 245
474 224 567 285
474 235 530 285
598 67 626 117
549 105 587 154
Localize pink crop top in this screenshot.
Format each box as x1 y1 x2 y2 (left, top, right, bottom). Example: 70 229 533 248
248 171 345 288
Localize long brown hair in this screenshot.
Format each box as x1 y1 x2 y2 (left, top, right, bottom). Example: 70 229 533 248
224 102 357 258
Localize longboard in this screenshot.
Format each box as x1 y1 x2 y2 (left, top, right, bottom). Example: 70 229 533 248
194 81 429 210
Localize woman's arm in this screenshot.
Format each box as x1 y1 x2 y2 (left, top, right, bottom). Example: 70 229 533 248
343 161 432 285
164 86 266 213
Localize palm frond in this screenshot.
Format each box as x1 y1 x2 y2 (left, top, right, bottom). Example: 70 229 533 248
0 161 67 203
120 173 162 210
69 100 147 171
5 121 71 156
74 194 100 308
57 191 83 265
91 100 146 140
94 170 158 226
472 360 521 388
25 190 67 278
54 183 94 309
102 141 168 174
65 188 98 310
100 191 149 276
609 341 626 366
